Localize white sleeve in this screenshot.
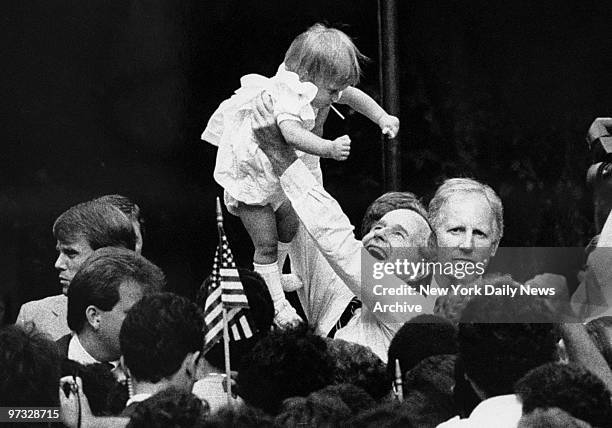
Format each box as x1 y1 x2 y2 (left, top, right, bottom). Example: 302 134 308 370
280 161 363 296
280 161 431 325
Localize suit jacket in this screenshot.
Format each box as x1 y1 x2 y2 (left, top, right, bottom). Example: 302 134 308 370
56 333 71 358
16 294 70 340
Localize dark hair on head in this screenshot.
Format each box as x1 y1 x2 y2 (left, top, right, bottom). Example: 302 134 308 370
586 316 612 368
53 200 137 250
198 404 274 428
518 407 594 428
401 388 457 427
126 388 209 428
403 354 457 398
360 191 429 238
275 392 351 427
325 338 390 401
387 315 457 381
237 324 335 415
199 269 274 370
0 325 60 406
401 354 458 426
515 362 612 428
60 359 118 416
458 294 558 397
67 247 165 332
315 383 376 415
344 401 417 428
121 292 203 383
94 194 145 241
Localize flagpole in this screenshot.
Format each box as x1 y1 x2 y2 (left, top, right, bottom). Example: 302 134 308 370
216 197 233 406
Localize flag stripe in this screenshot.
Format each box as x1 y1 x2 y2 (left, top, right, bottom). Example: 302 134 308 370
201 225 256 355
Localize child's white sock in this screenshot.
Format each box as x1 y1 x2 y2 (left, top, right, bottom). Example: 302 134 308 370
254 261 302 327
253 261 284 308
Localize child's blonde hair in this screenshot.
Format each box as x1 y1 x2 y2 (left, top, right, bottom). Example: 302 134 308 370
284 23 367 88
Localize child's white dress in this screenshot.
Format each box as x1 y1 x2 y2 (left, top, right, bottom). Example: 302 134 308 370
202 63 323 215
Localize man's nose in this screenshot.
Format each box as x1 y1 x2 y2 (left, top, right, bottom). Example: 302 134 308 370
458 232 474 251
54 253 66 270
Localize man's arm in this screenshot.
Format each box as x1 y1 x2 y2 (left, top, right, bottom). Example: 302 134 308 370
559 323 612 391
253 93 426 324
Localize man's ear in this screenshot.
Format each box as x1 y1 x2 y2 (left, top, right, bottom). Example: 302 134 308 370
85 305 102 330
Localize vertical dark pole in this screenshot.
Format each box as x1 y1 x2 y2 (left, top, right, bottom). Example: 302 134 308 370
378 0 402 191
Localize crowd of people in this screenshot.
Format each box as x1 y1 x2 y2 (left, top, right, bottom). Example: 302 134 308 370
3 23 612 428
1 111 612 426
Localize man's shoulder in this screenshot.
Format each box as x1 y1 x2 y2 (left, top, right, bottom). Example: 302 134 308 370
17 294 69 340
21 294 66 311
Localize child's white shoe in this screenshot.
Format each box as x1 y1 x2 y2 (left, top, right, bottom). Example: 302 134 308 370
274 300 303 328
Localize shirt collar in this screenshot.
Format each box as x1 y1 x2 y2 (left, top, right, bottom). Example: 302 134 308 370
68 334 119 368
126 393 153 408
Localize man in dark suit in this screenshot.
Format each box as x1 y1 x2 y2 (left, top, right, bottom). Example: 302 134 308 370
56 247 165 374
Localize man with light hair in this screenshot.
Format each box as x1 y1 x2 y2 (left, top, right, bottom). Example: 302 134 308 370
428 177 504 288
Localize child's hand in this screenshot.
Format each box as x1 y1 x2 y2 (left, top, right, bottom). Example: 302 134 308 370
378 114 400 139
328 135 351 161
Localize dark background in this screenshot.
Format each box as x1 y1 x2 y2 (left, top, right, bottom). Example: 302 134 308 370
2 0 612 321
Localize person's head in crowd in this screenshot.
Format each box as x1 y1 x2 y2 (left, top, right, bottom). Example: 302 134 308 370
198 268 274 372
67 247 165 363
434 273 517 324
360 191 429 239
275 392 351 428
515 362 612 428
403 354 456 399
325 338 390 401
0 325 60 406
455 294 557 412
94 194 145 254
517 407 593 428
198 404 274 428
345 401 417 428
387 314 457 381
401 354 458 427
53 200 137 295
237 324 335 415
428 178 503 286
586 316 612 368
125 387 209 428
120 292 204 395
0 292 13 326
60 359 119 416
401 388 458 428
315 384 376 415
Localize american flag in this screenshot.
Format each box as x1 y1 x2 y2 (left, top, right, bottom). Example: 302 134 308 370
202 228 254 354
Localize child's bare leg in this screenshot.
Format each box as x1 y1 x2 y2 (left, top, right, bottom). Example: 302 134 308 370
276 201 303 292
238 203 302 327
276 200 299 268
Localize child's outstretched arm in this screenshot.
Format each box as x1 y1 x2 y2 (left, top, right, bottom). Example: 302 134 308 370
278 119 351 161
338 86 400 138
